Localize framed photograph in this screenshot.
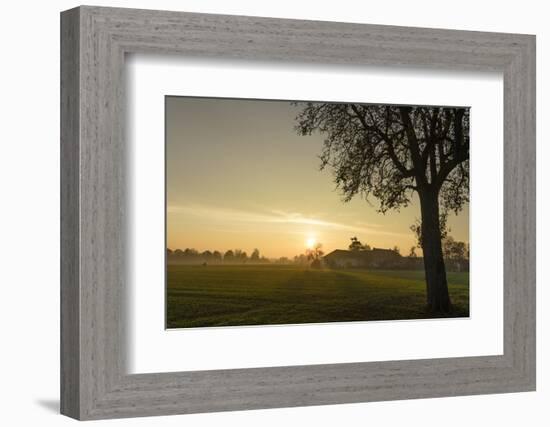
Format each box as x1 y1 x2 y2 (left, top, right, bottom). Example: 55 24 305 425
61 6 536 420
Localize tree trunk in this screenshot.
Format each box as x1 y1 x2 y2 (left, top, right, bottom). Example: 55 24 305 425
419 190 451 313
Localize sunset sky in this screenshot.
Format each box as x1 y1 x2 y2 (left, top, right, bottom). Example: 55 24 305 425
166 97 469 259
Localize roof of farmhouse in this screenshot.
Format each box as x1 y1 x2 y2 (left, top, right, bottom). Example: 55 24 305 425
323 248 401 259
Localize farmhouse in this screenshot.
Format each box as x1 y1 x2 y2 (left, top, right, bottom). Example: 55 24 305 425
323 248 403 269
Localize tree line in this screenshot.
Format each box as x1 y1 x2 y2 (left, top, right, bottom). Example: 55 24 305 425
168 236 468 269
167 247 287 265
167 246 330 266
347 236 469 272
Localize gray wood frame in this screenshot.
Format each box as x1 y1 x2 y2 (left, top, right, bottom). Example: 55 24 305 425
60 5 536 420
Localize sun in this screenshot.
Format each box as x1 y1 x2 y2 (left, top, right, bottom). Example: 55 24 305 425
306 236 317 249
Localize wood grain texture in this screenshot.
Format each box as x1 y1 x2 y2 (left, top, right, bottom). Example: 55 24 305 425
60 7 80 419
60 5 536 420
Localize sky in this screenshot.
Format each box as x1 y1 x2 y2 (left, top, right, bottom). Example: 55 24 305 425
166 97 469 259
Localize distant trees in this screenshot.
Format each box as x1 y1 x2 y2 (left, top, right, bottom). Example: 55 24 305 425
293 243 325 268
306 243 324 269
250 248 260 262
167 237 468 271
167 247 271 265
349 236 362 251
184 248 199 258
403 237 468 271
348 236 371 251
442 236 467 260
442 236 469 272
233 249 247 262
293 253 309 266
202 250 212 261
200 250 222 263
223 250 235 263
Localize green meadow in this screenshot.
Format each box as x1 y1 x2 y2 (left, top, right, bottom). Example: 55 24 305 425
166 264 469 328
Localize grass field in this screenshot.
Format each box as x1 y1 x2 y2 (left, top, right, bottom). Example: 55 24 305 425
166 264 469 328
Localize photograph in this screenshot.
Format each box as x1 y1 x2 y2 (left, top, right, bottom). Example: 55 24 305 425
165 97 470 329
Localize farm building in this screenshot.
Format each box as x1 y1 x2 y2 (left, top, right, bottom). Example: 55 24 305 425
323 248 403 269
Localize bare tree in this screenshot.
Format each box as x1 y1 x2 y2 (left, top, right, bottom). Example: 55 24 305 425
295 103 469 312
306 243 324 269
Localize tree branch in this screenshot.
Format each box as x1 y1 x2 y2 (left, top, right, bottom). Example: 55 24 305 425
350 104 415 179
398 107 426 185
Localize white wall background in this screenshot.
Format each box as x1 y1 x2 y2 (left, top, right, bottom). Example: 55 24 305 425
0 0 546 425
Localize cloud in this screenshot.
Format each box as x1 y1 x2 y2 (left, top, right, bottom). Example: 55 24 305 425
167 204 406 237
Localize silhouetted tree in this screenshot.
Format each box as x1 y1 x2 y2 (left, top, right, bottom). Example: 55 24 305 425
349 236 371 251
349 237 362 251
212 250 222 263
306 243 324 269
295 103 469 312
442 236 468 261
183 248 199 259
443 237 469 272
250 248 260 262
234 249 248 263
408 246 417 258
223 250 235 263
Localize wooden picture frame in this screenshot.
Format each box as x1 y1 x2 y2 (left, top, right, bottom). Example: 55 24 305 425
60 5 536 420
